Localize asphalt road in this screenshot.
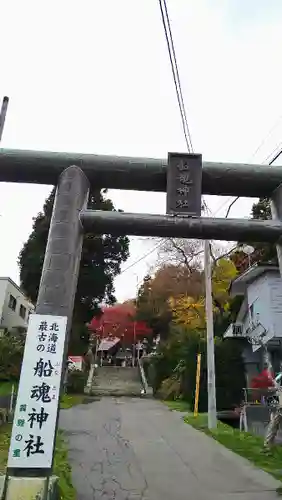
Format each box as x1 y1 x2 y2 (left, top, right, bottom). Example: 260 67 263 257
59 397 281 500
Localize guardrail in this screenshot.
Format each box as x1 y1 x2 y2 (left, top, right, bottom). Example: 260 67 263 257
137 358 149 394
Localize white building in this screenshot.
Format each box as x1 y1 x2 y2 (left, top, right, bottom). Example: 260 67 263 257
224 263 282 384
0 277 34 333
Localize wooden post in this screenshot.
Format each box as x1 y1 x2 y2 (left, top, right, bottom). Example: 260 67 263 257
194 353 201 417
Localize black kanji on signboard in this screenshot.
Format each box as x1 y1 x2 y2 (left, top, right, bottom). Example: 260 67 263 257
50 322 59 332
30 382 51 403
34 358 54 378
49 332 58 343
39 321 48 332
47 343 57 354
28 407 49 430
24 435 44 457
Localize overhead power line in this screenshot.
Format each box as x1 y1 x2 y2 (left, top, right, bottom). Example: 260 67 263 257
251 115 282 162
119 238 165 276
158 0 217 428
158 0 193 152
120 1 214 283
158 0 209 216
268 147 282 166
223 148 282 218
211 112 282 218
215 123 282 219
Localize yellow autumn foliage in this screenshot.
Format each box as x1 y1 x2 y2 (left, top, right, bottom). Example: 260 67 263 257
169 296 207 330
212 257 237 306
169 258 237 329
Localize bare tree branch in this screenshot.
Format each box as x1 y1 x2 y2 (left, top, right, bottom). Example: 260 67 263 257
169 239 195 272
214 244 239 262
157 237 204 270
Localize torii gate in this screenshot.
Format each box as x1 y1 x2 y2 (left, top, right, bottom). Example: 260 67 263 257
1 147 282 499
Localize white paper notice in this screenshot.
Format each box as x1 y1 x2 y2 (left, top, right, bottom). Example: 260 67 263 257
8 314 67 469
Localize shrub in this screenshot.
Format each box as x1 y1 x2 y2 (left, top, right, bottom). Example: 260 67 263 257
157 376 181 400
152 326 246 411
0 334 24 381
66 370 87 394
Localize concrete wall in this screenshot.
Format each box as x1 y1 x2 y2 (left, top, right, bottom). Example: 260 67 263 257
0 278 34 331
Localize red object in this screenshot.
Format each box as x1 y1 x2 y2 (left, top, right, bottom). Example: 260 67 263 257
250 369 274 390
68 356 83 370
89 303 152 345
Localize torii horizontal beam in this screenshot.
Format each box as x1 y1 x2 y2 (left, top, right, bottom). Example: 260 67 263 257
0 148 281 197
80 210 282 242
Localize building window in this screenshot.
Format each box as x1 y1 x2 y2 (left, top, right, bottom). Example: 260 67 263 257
8 294 17 311
19 305 27 320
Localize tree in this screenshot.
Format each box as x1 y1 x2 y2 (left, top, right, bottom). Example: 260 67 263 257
252 197 271 220
136 238 206 339
136 261 204 340
19 188 130 350
230 198 277 274
250 197 277 265
0 333 24 381
152 325 245 411
212 257 238 307
137 239 238 339
89 302 152 345
168 257 237 333
157 238 203 272
135 273 173 340
169 296 207 331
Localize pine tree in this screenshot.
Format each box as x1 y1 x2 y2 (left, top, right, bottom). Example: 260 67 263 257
250 197 277 265
18 188 130 351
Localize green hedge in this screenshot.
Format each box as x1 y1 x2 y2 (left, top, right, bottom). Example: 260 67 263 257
0 334 24 382
66 370 87 394
151 328 246 411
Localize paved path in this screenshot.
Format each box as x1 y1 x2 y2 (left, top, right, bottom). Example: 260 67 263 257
59 397 281 500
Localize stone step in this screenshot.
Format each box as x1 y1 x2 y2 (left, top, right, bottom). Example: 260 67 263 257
90 366 144 397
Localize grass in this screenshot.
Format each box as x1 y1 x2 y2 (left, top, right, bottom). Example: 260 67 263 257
0 424 76 500
163 399 191 413
185 413 282 487
0 382 17 397
60 394 85 409
53 430 76 500
0 424 10 474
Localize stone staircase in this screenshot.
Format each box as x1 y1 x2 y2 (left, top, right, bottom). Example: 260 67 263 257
91 366 147 397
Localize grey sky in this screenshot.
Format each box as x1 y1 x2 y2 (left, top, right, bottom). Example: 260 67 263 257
1 0 282 303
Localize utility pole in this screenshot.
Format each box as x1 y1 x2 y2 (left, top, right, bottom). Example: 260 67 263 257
132 274 139 367
204 240 217 429
0 96 9 142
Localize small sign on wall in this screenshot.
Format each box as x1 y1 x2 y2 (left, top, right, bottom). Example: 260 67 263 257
68 356 83 371
8 314 67 469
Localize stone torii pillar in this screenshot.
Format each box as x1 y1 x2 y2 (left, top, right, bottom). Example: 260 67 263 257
4 165 89 500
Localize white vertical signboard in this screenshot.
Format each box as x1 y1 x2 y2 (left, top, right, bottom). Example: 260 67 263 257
8 314 67 468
